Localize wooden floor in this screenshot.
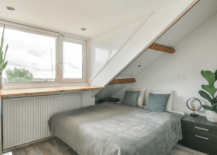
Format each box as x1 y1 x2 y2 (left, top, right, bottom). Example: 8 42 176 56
3 138 207 155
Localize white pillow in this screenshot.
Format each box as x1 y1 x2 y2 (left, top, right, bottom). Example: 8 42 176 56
145 89 174 112
127 88 147 107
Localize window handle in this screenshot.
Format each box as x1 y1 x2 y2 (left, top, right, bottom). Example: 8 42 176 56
195 126 209 131
57 61 63 69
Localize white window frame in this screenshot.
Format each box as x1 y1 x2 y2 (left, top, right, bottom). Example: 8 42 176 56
0 20 87 89
60 37 87 83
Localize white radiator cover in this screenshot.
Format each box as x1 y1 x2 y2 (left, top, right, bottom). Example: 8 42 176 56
3 93 82 149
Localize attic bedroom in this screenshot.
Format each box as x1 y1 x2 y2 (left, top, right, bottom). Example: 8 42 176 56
0 0 217 154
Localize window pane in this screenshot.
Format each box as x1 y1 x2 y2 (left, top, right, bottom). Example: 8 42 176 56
63 41 82 79
1 28 56 82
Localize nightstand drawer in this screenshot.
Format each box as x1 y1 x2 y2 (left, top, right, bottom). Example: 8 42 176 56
184 132 217 149
181 116 217 155
185 139 217 155
182 122 217 138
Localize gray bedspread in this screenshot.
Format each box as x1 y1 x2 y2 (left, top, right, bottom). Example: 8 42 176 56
49 103 183 155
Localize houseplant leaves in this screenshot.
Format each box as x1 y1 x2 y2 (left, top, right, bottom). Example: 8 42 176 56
0 27 9 74
199 90 213 104
202 105 215 110
199 70 217 114
201 70 217 97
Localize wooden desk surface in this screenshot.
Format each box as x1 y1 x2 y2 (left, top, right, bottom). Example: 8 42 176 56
0 86 105 97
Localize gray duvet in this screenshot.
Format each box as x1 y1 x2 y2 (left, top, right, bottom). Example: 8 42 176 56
49 103 183 155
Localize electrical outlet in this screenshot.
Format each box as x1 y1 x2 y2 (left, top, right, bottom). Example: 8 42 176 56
177 75 186 80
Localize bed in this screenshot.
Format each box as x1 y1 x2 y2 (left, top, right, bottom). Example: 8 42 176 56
49 102 183 155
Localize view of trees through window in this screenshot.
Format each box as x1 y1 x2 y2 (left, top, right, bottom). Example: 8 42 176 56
1 27 56 83
5 68 33 82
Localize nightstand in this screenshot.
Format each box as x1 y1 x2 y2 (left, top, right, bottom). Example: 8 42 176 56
181 115 217 155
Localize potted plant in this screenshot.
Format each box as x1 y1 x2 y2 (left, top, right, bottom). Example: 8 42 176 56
0 27 9 91
199 70 217 122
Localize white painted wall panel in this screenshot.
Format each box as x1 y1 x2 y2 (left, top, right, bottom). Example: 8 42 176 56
81 90 95 107
90 0 196 87
3 93 82 149
89 19 145 81
117 49 165 78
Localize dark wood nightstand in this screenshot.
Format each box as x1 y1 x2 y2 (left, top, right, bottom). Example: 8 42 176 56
181 115 217 155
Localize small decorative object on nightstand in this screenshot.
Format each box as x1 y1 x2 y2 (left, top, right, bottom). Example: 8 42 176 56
181 115 217 155
186 98 202 117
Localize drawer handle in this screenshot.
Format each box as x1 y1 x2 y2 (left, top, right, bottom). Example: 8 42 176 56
195 135 209 140
195 126 209 131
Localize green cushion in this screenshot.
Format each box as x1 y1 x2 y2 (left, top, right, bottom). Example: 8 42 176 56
122 91 140 107
147 93 170 112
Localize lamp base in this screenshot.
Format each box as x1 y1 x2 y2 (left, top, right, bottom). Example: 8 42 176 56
190 113 198 117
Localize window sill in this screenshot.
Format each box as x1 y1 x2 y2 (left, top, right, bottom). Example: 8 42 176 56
0 86 105 97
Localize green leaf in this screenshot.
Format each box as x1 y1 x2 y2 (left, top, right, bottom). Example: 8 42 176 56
215 70 217 80
214 97 217 103
4 44 8 61
2 61 8 70
0 50 3 62
199 90 213 103
213 103 217 106
202 105 214 110
213 104 217 111
201 70 217 97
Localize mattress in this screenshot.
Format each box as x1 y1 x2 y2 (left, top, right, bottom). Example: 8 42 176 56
49 103 183 155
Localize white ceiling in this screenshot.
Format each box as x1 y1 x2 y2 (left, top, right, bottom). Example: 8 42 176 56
0 0 181 38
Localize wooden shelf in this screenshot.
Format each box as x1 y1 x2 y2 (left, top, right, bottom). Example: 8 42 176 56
0 86 105 97
109 78 136 85
148 43 175 53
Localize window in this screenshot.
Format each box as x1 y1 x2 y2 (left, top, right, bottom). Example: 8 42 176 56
62 38 86 82
0 23 87 88
3 28 56 83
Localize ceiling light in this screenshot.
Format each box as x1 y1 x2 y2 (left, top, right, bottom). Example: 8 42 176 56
6 6 15 11
81 28 86 31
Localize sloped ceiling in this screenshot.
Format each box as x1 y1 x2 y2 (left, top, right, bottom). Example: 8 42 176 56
0 0 181 38
96 0 217 99
156 0 217 47
117 0 217 79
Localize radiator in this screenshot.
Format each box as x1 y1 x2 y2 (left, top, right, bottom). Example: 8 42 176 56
3 93 82 149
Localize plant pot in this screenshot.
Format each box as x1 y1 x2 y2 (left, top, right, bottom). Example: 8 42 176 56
206 110 217 123
0 76 4 92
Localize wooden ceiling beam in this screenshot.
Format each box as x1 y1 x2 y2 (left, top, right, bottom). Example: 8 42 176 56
109 78 136 85
148 43 175 53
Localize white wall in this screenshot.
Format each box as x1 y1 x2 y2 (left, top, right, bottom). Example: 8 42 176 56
113 13 217 116
89 19 146 81
82 90 96 107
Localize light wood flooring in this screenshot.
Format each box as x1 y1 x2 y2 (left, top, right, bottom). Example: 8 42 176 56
3 138 207 155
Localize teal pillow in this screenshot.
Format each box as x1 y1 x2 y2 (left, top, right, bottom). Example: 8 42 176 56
147 93 170 112
121 91 140 107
